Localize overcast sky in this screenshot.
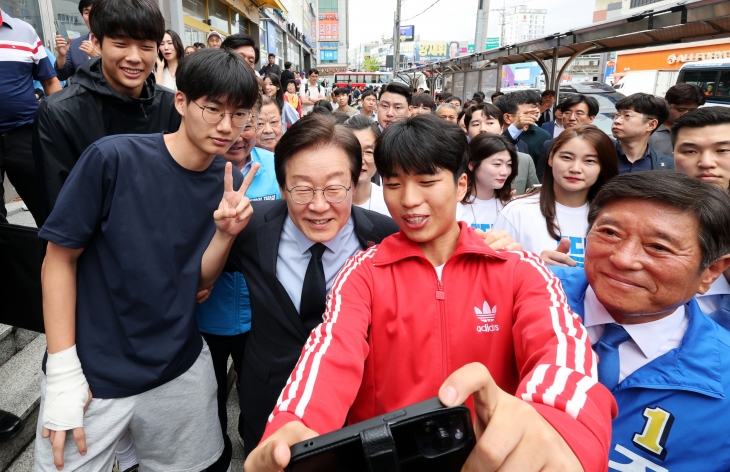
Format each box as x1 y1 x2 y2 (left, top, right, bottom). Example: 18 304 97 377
348 0 596 47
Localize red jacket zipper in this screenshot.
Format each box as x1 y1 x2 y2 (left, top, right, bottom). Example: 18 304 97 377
436 278 448 381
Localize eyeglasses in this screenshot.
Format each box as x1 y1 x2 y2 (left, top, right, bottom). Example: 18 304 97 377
285 185 351 204
192 101 252 128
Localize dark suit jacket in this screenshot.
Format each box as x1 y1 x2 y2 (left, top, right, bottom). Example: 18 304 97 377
55 33 91 81
537 138 555 182
227 200 399 453
537 106 556 126
541 121 557 137
501 129 530 154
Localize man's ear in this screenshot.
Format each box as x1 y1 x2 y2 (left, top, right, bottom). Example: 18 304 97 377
456 172 468 201
697 254 730 294
91 34 101 50
588 115 596 123
174 91 187 117
502 113 512 125
646 118 659 133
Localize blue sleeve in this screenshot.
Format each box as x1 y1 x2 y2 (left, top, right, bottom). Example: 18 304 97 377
38 143 115 248
55 50 75 81
33 56 57 82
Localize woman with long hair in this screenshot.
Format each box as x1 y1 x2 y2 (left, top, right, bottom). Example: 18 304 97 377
263 73 299 131
457 133 518 231
155 29 183 91
493 124 619 267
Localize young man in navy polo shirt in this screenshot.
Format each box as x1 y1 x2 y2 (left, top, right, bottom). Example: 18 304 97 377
35 47 259 472
0 9 61 224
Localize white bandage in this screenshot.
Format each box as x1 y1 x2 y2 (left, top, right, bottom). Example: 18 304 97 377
42 345 90 431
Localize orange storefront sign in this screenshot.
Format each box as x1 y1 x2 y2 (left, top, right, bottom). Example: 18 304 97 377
617 42 730 72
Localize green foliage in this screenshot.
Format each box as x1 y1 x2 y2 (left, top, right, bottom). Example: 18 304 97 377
363 56 381 72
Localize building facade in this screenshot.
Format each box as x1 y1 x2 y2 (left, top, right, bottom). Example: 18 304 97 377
501 5 546 45
316 0 349 75
1 0 316 76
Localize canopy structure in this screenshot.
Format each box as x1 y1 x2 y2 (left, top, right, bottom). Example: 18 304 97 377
403 0 730 97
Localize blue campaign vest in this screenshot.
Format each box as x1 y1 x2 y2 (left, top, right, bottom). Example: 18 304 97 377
195 147 281 335
552 266 730 472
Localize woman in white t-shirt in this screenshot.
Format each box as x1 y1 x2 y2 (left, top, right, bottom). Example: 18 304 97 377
493 124 618 267
456 133 517 231
343 115 391 217
155 30 183 92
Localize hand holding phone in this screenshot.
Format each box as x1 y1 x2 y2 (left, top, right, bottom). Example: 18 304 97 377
439 363 583 471
244 421 318 472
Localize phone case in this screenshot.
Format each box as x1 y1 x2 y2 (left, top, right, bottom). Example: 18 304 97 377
286 397 476 472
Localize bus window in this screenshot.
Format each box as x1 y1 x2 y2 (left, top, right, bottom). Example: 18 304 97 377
718 71 730 98
680 69 719 97
363 75 374 84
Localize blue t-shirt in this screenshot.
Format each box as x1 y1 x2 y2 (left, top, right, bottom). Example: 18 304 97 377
39 133 242 398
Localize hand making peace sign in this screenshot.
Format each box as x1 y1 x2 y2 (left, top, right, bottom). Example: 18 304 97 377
213 162 260 236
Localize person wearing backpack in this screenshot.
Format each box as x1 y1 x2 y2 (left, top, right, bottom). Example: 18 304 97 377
298 68 325 115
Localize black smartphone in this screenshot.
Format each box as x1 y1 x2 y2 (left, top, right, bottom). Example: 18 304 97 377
286 397 476 472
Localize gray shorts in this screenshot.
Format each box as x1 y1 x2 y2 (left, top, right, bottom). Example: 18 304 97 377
34 342 223 472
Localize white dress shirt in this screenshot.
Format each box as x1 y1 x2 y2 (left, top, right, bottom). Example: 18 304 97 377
583 285 688 382
695 274 730 314
552 123 565 138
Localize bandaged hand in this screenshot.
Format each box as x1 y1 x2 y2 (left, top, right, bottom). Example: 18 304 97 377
42 345 90 431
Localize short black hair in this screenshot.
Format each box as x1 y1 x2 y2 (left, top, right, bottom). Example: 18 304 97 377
176 47 259 109
379 82 412 105
360 89 377 101
275 114 362 188
284 61 292 69
491 91 504 102
464 103 503 128
542 90 556 98
559 94 599 117
665 83 706 107
412 93 436 111
89 0 165 45
308 68 319 76
78 0 95 14
446 96 463 106
495 90 541 115
375 114 468 182
671 106 730 146
221 33 260 64
436 92 453 102
615 93 670 128
472 92 485 103
588 171 730 270
268 53 275 58
333 87 349 97
193 42 205 49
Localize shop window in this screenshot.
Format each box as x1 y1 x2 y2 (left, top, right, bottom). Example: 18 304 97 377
183 0 206 22
50 0 87 42
208 0 229 33
184 25 207 47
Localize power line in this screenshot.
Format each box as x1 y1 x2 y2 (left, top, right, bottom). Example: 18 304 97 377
402 0 442 22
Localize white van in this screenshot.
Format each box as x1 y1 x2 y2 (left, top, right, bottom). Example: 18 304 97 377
676 59 730 107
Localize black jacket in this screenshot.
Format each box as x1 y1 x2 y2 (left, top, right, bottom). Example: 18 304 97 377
280 69 296 88
227 200 399 455
32 57 181 223
259 63 282 77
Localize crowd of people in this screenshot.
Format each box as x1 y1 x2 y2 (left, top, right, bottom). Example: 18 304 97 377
2 0 730 471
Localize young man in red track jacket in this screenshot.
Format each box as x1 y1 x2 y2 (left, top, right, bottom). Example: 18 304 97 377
245 115 617 472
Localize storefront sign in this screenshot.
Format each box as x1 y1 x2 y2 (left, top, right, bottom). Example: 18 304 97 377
319 66 347 74
667 50 730 64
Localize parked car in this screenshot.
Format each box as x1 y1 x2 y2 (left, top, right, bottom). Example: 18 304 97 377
559 82 626 137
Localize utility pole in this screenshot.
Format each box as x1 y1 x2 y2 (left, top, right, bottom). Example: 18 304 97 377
392 0 402 80
474 0 491 53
